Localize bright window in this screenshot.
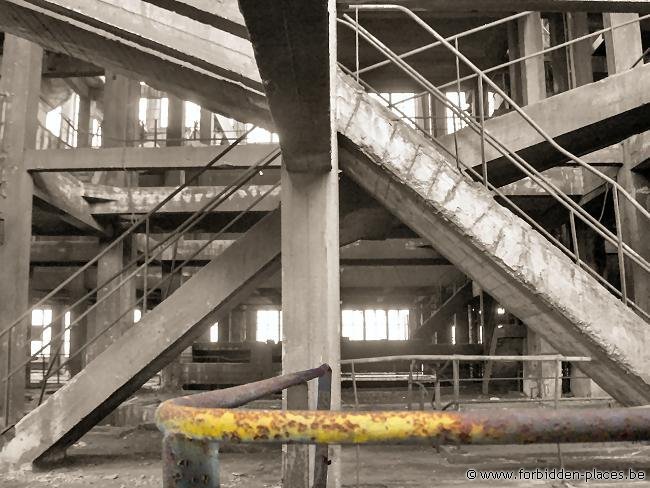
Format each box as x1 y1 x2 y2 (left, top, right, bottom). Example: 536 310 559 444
185 101 201 128
210 323 219 342
139 97 148 125
160 97 169 128
445 91 470 134
370 92 417 127
45 107 62 138
64 311 71 357
256 310 282 343
245 123 279 143
342 309 409 341
31 308 53 356
342 310 364 340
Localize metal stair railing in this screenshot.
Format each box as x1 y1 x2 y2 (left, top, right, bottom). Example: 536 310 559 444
1 128 282 427
338 8 650 322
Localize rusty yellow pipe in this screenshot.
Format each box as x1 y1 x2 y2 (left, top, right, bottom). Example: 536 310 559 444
156 403 650 445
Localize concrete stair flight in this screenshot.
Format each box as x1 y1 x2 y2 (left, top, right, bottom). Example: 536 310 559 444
0 211 281 466
438 63 650 186
336 69 650 406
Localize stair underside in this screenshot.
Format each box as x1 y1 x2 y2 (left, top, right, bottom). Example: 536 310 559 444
439 63 650 186
0 211 281 466
336 69 650 406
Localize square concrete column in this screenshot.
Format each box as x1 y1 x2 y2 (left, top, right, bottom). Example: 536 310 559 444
603 14 649 313
87 72 139 363
0 35 42 425
567 12 593 87
523 330 557 399
77 95 92 148
517 12 546 105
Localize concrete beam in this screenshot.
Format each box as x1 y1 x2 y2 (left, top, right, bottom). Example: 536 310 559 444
337 69 650 405
140 0 247 38
238 0 333 172
24 145 280 171
0 0 271 127
343 0 650 12
83 183 280 214
500 166 619 197
32 171 107 236
440 63 650 186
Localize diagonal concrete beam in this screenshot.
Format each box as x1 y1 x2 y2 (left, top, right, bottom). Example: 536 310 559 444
32 173 108 236
0 0 271 127
238 0 334 172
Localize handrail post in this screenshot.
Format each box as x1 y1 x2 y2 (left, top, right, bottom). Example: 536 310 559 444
163 433 219 488
313 367 333 488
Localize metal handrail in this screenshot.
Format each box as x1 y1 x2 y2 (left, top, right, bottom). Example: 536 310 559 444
0 127 255 343
338 11 650 318
35 179 281 404
2 148 281 391
155 367 650 488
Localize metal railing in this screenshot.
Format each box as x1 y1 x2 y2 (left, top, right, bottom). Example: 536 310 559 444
156 365 650 488
342 354 592 411
338 7 650 321
1 128 282 427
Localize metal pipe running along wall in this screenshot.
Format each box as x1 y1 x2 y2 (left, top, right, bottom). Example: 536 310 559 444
156 366 650 486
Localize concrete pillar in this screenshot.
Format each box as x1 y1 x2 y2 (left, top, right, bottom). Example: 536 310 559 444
165 95 185 185
282 164 341 487
604 14 649 312
548 14 570 94
432 96 448 138
567 12 593 87
517 13 546 105
67 274 88 377
244 306 257 342
507 21 523 105
87 72 139 363
278 2 341 486
229 307 247 343
523 330 556 398
77 95 92 148
603 13 642 75
199 108 214 145
454 306 470 344
0 36 42 425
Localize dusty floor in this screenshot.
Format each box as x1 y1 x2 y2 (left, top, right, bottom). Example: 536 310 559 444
2 425 650 487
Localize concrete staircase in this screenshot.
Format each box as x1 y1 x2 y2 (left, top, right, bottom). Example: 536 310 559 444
0 211 281 466
336 69 650 406
438 63 650 186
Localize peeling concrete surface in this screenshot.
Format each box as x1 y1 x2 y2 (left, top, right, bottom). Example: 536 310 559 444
336 69 650 406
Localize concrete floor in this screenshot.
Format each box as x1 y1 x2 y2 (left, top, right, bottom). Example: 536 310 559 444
2 424 650 487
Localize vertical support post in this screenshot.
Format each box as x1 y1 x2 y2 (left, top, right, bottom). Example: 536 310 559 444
603 15 649 313
567 13 593 87
0 36 42 426
517 12 546 105
280 2 341 487
87 72 139 363
67 273 88 378
200 108 214 145
162 433 220 488
547 13 570 94
313 366 332 488
452 359 459 406
77 95 92 148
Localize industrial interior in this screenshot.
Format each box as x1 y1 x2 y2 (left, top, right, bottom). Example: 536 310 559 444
0 0 650 486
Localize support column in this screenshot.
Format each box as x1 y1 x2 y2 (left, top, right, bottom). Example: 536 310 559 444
67 274 88 377
0 36 42 425
282 166 340 488
604 14 649 312
567 12 593 87
77 95 92 148
87 72 138 363
517 13 546 105
199 108 214 145
523 330 556 399
165 95 185 185
548 14 570 94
